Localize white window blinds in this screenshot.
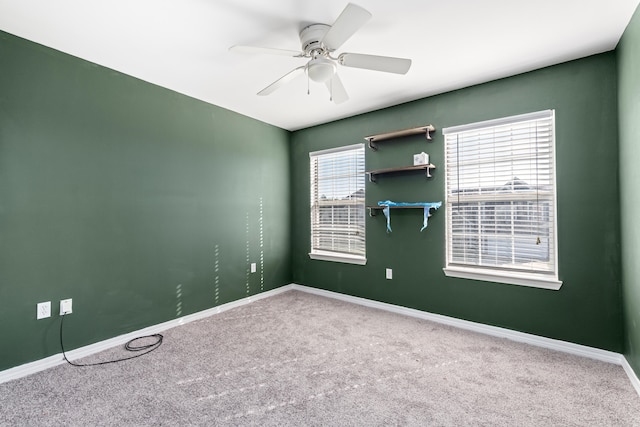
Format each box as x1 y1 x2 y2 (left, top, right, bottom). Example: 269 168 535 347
443 110 559 286
310 144 366 263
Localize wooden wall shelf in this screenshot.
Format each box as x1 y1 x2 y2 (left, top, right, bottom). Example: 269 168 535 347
364 125 435 150
366 164 435 182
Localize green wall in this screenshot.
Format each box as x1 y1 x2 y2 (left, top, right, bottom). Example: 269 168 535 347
0 31 291 371
619 5 640 374
291 52 622 352
1 18 635 374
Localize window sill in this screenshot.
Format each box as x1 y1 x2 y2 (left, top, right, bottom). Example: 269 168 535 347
443 266 562 290
309 251 367 265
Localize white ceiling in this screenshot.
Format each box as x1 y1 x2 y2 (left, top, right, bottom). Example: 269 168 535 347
1 0 638 131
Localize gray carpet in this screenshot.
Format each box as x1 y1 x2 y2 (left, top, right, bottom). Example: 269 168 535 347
1 290 639 426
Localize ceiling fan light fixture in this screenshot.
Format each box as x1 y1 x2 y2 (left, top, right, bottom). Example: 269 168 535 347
306 57 336 83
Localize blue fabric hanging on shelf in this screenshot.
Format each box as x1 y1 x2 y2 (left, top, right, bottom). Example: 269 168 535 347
377 201 442 233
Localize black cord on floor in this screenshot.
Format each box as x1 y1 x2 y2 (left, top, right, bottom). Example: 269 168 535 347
60 314 163 367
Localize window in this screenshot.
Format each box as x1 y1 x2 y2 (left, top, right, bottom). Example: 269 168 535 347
309 143 366 265
443 110 561 289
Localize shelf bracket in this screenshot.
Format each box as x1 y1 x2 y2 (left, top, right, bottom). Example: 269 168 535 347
425 125 434 140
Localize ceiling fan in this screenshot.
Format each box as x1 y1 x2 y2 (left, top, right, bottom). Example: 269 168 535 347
229 3 412 104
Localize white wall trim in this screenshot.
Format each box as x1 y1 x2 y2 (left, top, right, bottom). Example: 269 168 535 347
0 286 290 384
309 252 367 265
289 284 620 363
621 356 640 397
443 266 563 290
3 282 639 399
289 284 640 396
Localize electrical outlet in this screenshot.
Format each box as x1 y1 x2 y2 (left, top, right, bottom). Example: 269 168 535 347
250 262 257 273
60 298 72 315
386 268 393 280
37 301 51 319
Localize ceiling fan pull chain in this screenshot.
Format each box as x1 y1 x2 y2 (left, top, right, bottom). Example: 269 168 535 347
307 71 310 95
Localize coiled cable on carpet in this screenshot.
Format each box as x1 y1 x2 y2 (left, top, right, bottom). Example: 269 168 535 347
60 313 163 367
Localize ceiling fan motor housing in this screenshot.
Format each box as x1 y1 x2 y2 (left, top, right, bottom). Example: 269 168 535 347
300 24 331 54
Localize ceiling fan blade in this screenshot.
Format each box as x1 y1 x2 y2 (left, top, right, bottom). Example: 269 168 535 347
338 53 412 74
230 45 303 57
322 3 372 51
325 73 349 104
257 66 306 96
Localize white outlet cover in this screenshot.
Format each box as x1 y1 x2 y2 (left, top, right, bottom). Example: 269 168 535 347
250 263 257 273
37 301 51 319
60 298 72 315
386 268 393 280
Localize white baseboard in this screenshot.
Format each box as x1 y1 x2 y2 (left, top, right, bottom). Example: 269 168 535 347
288 283 640 396
3 282 639 399
288 284 620 363
0 286 291 384
621 357 640 396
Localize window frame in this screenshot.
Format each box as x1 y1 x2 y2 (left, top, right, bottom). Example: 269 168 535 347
309 143 366 265
442 110 562 290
